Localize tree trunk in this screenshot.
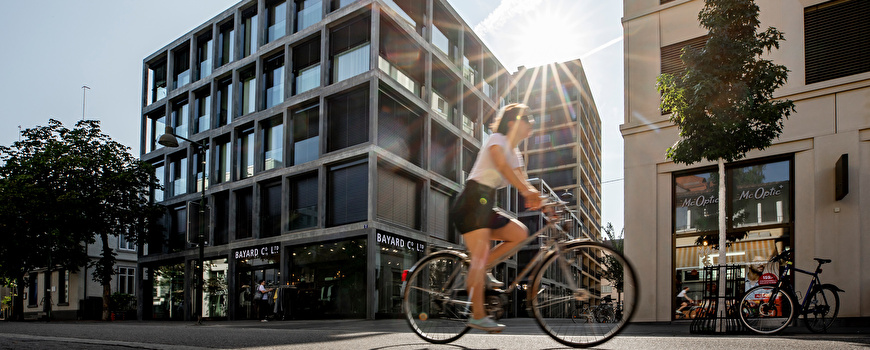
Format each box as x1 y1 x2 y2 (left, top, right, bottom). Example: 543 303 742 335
100 232 113 321
12 275 25 321
716 158 727 332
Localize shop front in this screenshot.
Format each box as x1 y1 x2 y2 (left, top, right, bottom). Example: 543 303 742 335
285 237 367 319
374 231 426 318
233 243 280 320
672 156 793 319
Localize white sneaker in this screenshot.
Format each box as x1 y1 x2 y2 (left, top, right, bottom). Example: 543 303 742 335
486 272 504 289
467 316 505 332
261 319 268 322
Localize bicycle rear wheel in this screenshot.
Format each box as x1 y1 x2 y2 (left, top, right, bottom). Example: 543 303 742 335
803 285 840 333
402 251 471 344
739 285 795 334
530 241 637 348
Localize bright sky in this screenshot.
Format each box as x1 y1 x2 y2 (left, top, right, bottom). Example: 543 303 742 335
0 0 625 230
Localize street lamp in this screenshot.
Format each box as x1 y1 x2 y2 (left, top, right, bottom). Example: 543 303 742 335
158 126 207 325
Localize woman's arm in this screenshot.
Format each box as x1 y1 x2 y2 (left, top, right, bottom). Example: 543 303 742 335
488 144 541 208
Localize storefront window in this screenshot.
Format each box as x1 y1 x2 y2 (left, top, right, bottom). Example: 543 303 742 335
235 244 280 320
151 263 186 320
672 157 792 320
287 238 367 319
203 258 229 318
375 231 425 318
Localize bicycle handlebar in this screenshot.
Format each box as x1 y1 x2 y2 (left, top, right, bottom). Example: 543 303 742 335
770 249 792 263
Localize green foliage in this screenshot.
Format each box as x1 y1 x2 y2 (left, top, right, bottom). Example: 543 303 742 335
602 223 625 293
657 0 795 165
0 119 164 320
108 292 136 312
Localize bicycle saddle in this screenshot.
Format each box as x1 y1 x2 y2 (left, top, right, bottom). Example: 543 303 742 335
814 258 832 264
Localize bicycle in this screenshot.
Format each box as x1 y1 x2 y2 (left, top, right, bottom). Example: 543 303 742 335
738 249 844 334
675 301 701 320
401 198 637 348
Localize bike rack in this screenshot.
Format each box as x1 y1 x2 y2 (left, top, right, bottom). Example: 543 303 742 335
689 265 749 334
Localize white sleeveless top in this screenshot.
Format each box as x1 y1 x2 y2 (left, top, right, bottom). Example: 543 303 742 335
467 133 524 189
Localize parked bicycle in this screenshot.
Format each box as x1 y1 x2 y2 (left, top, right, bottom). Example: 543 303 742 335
402 199 637 348
738 249 843 334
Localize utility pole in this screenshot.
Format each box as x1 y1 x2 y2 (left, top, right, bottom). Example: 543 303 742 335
82 85 91 120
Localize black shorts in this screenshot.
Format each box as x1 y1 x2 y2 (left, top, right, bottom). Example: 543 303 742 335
450 180 511 234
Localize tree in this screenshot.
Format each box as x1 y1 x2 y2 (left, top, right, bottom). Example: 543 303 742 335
656 0 795 326
601 223 625 302
0 119 163 321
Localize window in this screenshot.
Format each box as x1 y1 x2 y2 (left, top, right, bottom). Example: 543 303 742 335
428 187 453 240
195 89 211 133
267 1 287 43
296 0 322 32
330 16 370 83
378 22 422 95
213 192 229 245
260 182 282 238
328 159 368 226
215 137 232 184
218 21 234 66
378 91 422 166
171 99 189 139
28 273 37 307
147 59 167 104
217 76 233 126
264 54 284 109
240 67 256 115
238 127 255 179
805 0 870 84
173 45 191 89
430 124 457 181
262 118 283 170
146 111 166 153
432 25 450 56
292 104 319 164
170 206 187 253
153 162 165 202
119 233 136 251
660 36 708 77
196 33 213 80
327 87 368 152
194 142 210 192
330 0 354 11
169 155 188 197
289 172 318 230
377 165 421 229
235 188 254 239
672 157 794 319
241 8 258 57
293 37 321 95
58 270 69 305
118 267 135 295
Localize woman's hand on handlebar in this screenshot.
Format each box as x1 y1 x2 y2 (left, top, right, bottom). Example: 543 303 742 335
521 187 542 210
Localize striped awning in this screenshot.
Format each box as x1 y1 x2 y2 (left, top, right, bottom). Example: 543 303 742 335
676 239 776 269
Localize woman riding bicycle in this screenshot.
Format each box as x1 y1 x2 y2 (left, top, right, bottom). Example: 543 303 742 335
449 103 541 332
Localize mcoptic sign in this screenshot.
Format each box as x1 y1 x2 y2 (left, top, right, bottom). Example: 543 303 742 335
679 185 784 208
233 243 280 260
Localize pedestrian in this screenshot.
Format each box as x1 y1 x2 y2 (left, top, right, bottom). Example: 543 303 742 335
256 280 274 322
449 103 541 332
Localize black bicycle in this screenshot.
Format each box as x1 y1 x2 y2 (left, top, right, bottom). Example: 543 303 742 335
738 249 844 334
402 199 637 348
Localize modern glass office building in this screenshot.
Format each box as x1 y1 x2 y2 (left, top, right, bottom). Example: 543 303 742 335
139 0 602 321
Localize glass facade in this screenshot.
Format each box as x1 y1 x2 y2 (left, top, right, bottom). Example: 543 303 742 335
264 55 284 109
242 9 258 57
296 0 322 32
673 157 793 320
240 67 256 115
289 172 318 230
287 238 367 318
151 263 186 320
195 91 211 134
292 104 319 165
263 120 283 170
197 34 212 80
267 1 287 43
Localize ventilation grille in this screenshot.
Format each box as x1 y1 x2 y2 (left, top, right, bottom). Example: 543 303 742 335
660 35 708 77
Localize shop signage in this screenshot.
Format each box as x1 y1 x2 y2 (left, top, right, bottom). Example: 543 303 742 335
758 273 778 286
377 232 425 252
233 243 280 260
679 185 785 208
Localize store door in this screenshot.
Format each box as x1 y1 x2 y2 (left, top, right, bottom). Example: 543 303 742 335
235 266 278 320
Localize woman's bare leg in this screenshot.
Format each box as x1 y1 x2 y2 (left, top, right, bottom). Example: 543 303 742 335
463 228 492 320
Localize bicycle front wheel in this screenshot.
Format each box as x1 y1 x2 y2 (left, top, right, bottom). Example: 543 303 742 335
739 285 796 334
402 251 471 344
530 241 637 348
803 285 840 333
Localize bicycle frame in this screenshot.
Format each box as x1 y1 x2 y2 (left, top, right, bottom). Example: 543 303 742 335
481 208 592 298
768 260 826 315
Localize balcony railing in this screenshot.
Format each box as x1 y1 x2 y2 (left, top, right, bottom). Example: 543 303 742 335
295 65 320 95
378 56 420 95
334 43 369 83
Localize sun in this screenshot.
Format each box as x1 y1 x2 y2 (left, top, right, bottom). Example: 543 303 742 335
499 1 588 69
